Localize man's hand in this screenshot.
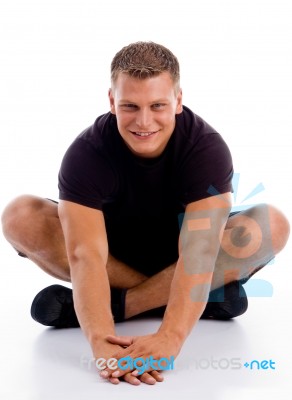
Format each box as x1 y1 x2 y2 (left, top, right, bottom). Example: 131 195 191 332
98 332 182 384
93 336 166 385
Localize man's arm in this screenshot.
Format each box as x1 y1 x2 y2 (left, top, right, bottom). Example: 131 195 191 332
103 192 232 379
58 200 116 352
158 192 232 341
58 200 162 385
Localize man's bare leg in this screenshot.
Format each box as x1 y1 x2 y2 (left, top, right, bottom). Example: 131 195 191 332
123 204 290 318
1 195 148 287
2 196 290 320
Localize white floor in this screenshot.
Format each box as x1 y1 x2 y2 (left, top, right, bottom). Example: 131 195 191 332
0 144 291 400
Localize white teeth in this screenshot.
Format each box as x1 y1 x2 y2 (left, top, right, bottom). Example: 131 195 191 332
135 132 154 137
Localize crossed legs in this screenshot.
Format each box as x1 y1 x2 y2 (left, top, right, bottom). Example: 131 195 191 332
1 195 290 319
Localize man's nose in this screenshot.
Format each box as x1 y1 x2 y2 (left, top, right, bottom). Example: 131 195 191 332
135 109 152 130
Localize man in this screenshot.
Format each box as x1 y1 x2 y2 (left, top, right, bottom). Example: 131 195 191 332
1 42 290 386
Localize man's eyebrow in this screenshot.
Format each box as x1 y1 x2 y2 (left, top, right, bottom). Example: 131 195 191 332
118 99 169 104
118 100 136 104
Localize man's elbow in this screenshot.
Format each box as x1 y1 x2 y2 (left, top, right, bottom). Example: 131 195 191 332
67 243 108 272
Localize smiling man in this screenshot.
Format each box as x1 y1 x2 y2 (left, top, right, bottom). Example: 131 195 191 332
109 70 181 158
1 42 290 386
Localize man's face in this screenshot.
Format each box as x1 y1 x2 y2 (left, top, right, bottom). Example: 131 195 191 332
109 72 183 158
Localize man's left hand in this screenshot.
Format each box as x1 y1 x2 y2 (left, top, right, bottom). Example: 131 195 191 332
99 332 181 383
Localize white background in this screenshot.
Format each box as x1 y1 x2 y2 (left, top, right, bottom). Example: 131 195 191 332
0 0 291 399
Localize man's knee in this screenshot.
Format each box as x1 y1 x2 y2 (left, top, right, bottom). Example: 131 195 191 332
245 203 290 255
1 195 48 243
267 204 290 254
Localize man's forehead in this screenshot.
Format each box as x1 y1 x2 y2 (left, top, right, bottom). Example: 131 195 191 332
113 71 174 87
112 72 177 99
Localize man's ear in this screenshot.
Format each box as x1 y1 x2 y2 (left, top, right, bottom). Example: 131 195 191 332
175 88 183 114
108 88 116 114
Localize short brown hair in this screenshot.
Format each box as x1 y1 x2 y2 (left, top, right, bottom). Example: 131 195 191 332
111 41 180 90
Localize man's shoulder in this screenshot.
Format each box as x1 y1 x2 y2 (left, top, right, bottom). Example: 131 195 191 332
77 112 117 146
176 106 218 137
173 106 221 152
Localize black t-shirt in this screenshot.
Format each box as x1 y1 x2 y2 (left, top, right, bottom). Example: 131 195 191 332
58 106 233 276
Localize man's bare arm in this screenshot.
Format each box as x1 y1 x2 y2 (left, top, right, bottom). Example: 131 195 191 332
58 201 115 344
158 192 232 341
58 200 162 385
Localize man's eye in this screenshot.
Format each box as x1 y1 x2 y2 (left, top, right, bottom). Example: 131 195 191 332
121 104 137 109
152 103 165 109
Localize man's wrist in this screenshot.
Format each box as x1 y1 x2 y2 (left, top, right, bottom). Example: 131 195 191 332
89 329 116 349
158 302 204 345
83 316 116 348
157 325 186 348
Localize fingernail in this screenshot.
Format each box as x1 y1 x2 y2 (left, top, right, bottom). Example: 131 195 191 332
112 371 120 377
100 371 109 378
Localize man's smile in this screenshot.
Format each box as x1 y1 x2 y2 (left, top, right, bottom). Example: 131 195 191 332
130 130 160 138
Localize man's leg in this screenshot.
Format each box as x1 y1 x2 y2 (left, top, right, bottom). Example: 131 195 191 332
1 195 147 288
2 195 151 325
2 196 290 322
124 203 290 318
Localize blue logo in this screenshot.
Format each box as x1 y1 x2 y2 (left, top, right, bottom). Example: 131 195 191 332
94 355 175 375
244 359 276 370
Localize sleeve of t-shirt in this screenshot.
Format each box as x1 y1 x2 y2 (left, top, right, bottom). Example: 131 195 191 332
178 114 233 205
58 136 116 210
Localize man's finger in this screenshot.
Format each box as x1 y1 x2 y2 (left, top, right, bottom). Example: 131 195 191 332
139 372 157 385
149 370 164 382
106 334 134 346
108 376 120 385
131 368 164 381
123 372 141 386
